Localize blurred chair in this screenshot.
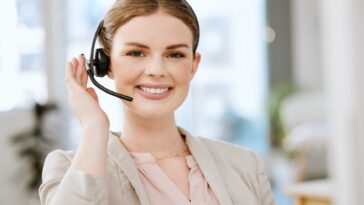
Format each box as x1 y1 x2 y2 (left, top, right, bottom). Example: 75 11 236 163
280 91 328 181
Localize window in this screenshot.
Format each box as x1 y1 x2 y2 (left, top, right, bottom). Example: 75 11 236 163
0 0 47 111
184 0 269 154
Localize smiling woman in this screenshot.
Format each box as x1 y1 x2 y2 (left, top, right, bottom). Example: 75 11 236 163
107 9 200 119
38 0 275 205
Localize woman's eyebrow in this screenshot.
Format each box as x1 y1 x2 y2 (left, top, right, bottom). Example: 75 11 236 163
123 42 189 50
124 42 149 49
166 44 189 50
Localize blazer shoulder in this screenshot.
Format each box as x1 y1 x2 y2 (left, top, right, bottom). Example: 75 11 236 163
196 137 274 204
42 149 76 182
197 136 255 157
196 137 260 172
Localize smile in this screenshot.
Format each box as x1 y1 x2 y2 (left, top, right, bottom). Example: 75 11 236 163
136 84 173 100
140 87 169 94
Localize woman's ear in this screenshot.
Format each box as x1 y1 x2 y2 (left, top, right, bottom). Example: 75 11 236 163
107 68 114 79
191 52 201 80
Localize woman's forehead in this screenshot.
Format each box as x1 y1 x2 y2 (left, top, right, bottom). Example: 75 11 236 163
112 11 193 47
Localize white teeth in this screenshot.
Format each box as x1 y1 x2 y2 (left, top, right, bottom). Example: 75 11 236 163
140 87 169 94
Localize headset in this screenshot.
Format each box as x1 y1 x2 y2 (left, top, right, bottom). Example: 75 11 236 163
86 0 200 102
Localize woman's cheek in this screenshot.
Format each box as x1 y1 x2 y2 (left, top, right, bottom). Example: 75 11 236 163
174 63 194 82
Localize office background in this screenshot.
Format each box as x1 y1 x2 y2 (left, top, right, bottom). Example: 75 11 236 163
0 0 363 204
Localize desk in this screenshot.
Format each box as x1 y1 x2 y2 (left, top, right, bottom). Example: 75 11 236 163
283 179 331 205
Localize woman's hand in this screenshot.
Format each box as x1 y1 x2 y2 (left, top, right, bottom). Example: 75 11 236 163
65 54 110 130
66 54 110 176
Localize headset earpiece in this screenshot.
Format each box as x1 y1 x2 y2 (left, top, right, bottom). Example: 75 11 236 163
87 21 133 101
94 48 110 77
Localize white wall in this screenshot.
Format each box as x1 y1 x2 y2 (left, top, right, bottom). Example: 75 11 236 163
288 0 364 204
291 0 322 91
320 0 364 204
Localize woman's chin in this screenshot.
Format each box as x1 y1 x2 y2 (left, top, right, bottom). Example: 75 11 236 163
139 107 174 120
122 104 174 120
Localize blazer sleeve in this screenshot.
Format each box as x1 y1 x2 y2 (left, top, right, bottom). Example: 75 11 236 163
252 152 275 205
38 150 109 205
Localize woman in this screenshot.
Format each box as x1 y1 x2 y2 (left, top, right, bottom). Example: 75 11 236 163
39 0 275 204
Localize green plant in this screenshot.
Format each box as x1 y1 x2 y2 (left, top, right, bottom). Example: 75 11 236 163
268 83 298 148
10 102 57 193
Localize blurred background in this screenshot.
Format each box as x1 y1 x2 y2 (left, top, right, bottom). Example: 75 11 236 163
0 0 363 204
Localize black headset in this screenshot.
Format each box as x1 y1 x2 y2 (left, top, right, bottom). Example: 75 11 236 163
87 0 200 102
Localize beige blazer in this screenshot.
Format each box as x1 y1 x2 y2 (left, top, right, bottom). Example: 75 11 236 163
39 127 275 205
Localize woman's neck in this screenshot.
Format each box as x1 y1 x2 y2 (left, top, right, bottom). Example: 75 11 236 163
120 113 185 156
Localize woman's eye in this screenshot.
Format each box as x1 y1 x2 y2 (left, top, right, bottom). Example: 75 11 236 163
127 51 144 57
169 52 185 59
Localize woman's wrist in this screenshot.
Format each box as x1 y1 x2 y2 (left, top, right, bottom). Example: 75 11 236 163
81 123 109 142
71 123 109 177
82 118 110 131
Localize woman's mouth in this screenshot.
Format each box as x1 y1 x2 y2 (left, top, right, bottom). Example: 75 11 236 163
136 84 173 100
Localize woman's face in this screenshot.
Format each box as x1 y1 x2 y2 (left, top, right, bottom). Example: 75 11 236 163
109 10 201 119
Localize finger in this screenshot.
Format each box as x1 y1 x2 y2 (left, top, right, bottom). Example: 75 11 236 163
71 58 78 78
65 61 83 92
76 55 83 84
80 54 88 88
65 62 77 101
86 87 99 103
65 62 70 79
65 62 74 86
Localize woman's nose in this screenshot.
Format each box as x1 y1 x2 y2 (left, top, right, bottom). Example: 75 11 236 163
145 56 167 77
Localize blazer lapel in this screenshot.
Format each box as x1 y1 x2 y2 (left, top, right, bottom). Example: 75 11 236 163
107 132 151 205
180 128 234 205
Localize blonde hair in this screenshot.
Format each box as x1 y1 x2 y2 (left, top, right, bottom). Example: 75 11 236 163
98 0 199 57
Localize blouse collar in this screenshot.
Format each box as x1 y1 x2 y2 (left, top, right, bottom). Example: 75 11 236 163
107 127 233 205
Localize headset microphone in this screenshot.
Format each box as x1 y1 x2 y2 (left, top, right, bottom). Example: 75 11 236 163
87 20 133 102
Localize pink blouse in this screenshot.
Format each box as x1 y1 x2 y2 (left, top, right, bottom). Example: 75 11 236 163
129 152 220 205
